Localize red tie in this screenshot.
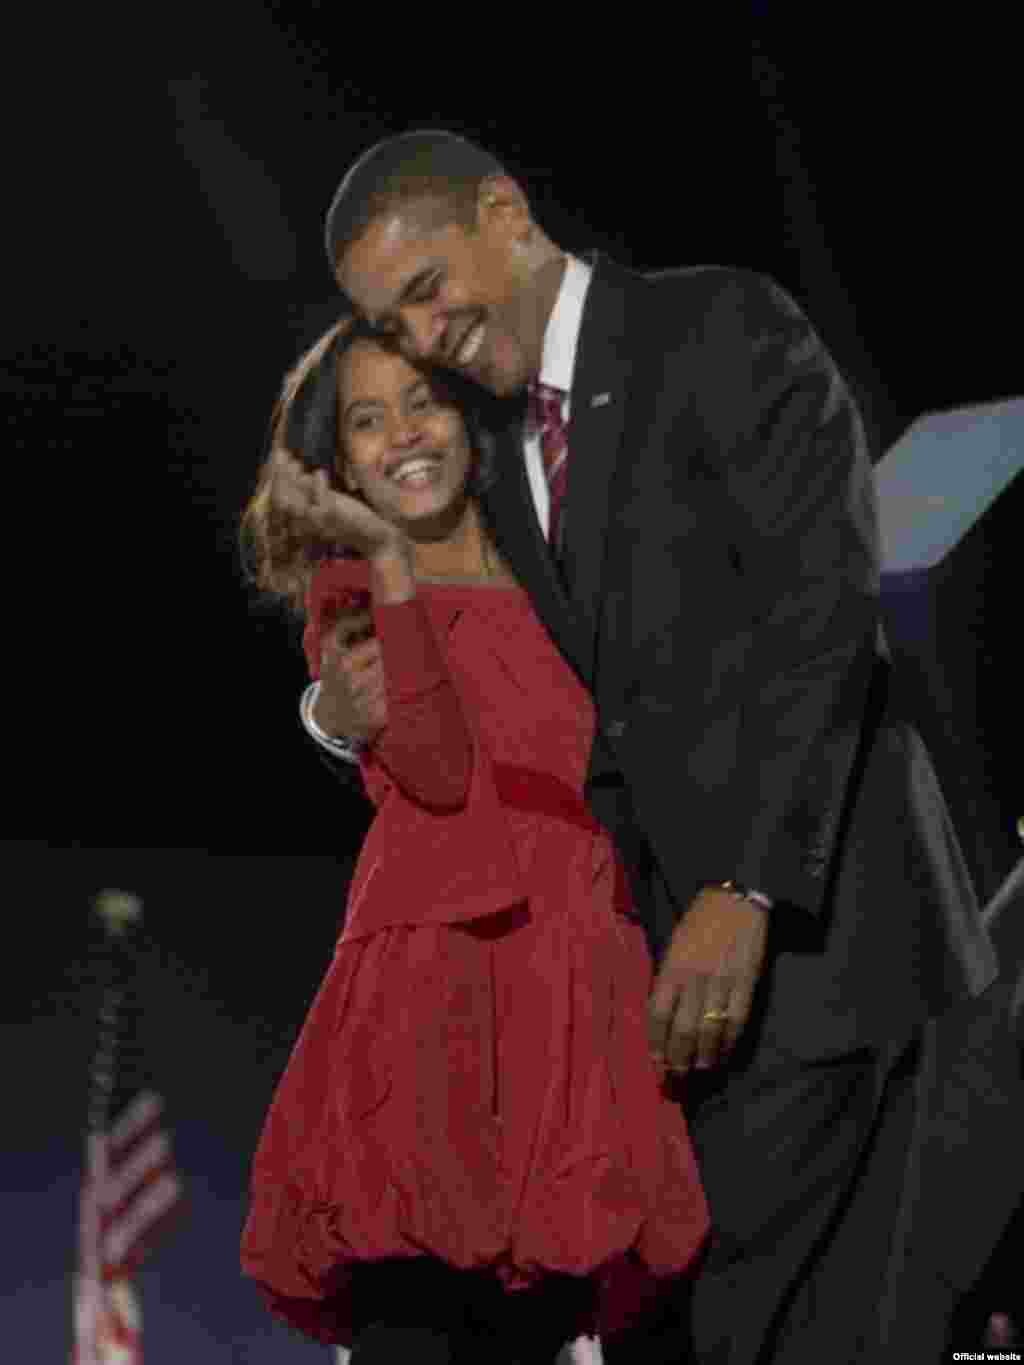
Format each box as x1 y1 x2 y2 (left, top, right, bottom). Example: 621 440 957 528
528 381 569 547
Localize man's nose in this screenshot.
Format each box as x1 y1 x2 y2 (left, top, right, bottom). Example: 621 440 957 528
402 307 445 360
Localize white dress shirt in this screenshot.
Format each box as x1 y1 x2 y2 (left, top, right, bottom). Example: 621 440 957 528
522 253 592 537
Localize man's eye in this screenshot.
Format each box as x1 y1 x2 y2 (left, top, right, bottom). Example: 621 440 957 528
411 275 441 302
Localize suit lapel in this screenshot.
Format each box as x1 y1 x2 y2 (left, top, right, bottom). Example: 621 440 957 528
561 254 636 684
482 402 589 684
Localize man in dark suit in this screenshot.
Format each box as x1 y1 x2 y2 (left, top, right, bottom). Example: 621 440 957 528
286 130 998 1361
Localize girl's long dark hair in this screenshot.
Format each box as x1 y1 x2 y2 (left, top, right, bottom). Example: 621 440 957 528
240 318 498 617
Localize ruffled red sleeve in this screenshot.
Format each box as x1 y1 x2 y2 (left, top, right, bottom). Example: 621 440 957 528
304 558 473 811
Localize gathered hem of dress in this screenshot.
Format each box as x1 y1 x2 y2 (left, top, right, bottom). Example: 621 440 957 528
242 1179 707 1346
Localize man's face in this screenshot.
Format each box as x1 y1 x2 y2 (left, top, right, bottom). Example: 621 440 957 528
337 194 539 398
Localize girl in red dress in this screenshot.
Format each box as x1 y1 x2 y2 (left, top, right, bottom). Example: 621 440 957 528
239 319 708 1364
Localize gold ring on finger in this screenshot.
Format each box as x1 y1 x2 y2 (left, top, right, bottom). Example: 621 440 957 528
701 1008 729 1024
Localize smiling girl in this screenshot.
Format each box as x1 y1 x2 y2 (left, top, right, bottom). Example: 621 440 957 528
239 318 708 1364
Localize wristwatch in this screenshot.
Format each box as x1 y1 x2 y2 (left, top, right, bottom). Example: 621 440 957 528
703 880 772 909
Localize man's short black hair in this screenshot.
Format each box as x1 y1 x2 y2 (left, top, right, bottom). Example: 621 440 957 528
324 129 506 276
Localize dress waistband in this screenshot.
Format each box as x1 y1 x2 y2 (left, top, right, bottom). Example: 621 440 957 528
491 764 637 920
492 764 602 834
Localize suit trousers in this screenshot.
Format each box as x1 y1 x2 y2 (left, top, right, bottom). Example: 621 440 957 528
589 803 925 1365
601 1032 920 1365
686 1036 920 1364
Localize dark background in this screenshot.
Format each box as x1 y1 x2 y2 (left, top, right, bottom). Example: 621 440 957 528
4 6 1020 1357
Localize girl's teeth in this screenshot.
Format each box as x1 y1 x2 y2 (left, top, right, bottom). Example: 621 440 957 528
393 459 438 485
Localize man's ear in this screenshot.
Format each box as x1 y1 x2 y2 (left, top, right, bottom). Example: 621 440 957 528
477 175 531 238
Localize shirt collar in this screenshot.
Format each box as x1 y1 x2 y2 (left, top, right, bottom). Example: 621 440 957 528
538 254 593 396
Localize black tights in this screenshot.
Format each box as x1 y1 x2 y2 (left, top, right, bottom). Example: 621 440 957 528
348 1258 597 1364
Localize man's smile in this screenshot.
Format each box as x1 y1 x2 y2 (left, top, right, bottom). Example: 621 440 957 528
451 319 486 369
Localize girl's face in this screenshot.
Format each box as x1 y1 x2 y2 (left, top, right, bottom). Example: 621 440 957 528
337 338 474 536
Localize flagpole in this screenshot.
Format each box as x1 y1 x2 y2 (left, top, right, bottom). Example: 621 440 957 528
73 891 143 1365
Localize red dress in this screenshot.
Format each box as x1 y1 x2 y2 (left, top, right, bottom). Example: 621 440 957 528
240 560 709 1346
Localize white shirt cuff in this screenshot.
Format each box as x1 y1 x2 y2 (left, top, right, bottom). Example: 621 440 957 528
300 683 363 764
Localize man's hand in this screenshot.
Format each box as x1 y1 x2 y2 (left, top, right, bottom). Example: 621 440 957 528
313 608 389 743
647 887 769 1074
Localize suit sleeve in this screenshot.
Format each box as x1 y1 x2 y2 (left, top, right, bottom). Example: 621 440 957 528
693 272 880 913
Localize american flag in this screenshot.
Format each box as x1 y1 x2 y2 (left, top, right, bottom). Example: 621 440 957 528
72 891 184 1365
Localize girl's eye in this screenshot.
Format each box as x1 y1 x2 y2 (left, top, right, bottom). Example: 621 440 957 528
411 393 434 411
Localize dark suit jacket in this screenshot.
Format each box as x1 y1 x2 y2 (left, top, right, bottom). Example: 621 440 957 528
475 255 996 1059
317 254 997 1060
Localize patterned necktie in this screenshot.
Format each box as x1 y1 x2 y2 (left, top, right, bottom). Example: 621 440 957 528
528 380 570 548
